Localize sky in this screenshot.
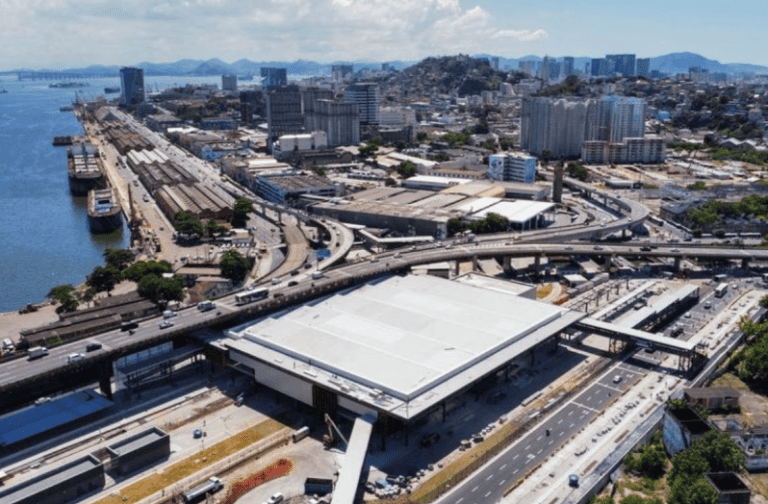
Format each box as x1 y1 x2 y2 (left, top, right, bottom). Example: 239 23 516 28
1 0 767 70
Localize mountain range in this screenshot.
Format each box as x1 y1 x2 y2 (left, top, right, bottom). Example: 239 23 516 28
12 52 768 77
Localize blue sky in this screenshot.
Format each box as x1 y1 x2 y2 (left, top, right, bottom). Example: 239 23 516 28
1 0 766 70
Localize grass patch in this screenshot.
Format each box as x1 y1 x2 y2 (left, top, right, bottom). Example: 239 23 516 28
93 418 287 504
537 284 553 299
711 372 751 392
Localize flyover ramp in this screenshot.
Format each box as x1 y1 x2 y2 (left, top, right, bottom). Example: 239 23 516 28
331 414 376 504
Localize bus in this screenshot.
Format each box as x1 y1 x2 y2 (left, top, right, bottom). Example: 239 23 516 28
714 283 728 298
235 287 269 306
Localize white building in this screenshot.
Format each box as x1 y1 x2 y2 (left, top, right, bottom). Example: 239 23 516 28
488 153 537 183
272 131 328 159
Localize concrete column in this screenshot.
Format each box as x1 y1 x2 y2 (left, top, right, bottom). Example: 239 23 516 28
673 256 682 272
530 348 536 366
99 360 114 400
741 258 750 269
502 256 511 271
472 255 479 271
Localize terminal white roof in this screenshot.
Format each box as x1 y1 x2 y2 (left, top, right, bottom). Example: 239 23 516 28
225 275 581 420
453 197 502 214
474 200 555 224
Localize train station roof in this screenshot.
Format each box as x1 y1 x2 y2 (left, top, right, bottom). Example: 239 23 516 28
224 274 583 421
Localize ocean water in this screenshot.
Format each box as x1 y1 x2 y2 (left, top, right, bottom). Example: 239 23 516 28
0 75 222 312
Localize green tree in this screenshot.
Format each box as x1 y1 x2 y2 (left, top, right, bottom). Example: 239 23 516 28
137 274 184 308
359 140 380 157
47 284 79 314
86 264 121 296
174 211 204 237
397 161 417 178
232 198 254 228
123 260 173 283
220 249 252 283
637 445 667 479
206 220 228 237
103 248 134 270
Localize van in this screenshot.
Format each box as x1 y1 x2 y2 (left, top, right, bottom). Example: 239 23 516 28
2 339 14 352
163 310 177 319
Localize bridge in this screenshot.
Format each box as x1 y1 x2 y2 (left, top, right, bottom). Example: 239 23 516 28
12 71 116 81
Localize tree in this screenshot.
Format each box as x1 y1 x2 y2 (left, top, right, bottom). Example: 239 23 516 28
232 198 254 228
123 260 173 283
47 284 79 314
174 211 204 237
103 248 133 270
359 142 379 157
220 249 252 283
396 161 417 178
86 264 121 296
137 274 184 308
206 220 228 238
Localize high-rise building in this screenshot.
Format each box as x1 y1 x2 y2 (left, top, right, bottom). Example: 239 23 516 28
586 96 646 143
590 58 607 77
519 60 536 76
222 74 237 92
520 97 589 158
606 54 636 76
332 64 354 79
266 85 304 149
261 68 287 89
636 58 651 78
563 57 575 76
344 83 380 125
540 56 550 83
310 100 360 147
302 87 334 120
119 67 145 106
547 60 561 81
488 153 537 183
491 57 500 70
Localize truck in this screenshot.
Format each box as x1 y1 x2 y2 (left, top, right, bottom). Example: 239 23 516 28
182 477 224 503
27 347 49 360
197 300 215 312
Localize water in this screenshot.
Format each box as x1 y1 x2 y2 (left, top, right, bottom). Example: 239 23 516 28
0 75 223 312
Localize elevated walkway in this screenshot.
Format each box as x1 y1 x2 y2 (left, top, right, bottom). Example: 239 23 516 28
331 414 376 504
575 317 696 356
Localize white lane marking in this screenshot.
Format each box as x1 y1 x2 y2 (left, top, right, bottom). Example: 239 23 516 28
485 492 492 498
500 464 507 471
471 486 478 493
486 475 494 481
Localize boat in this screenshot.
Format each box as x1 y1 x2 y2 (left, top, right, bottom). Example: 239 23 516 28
87 186 122 233
53 135 74 146
60 105 74 112
50 82 89 89
67 142 104 196
104 86 120 94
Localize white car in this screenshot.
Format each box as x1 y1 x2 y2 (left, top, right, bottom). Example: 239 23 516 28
159 320 174 329
266 493 284 504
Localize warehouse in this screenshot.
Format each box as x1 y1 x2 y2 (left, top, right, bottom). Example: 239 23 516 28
221 275 584 425
154 182 234 223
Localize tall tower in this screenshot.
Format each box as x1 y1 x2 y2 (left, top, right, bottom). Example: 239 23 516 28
540 56 550 83
119 67 145 106
344 83 380 125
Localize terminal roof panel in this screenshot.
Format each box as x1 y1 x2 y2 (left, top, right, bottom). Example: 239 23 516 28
474 200 555 224
230 275 567 401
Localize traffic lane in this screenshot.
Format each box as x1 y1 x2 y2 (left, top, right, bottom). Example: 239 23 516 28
452 402 595 504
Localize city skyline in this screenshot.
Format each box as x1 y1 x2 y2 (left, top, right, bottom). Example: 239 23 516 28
1 0 766 70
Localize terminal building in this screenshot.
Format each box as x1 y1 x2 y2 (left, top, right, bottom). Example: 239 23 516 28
219 275 585 431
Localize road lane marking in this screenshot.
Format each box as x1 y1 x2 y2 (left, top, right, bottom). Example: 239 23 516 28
499 480 506 486
513 469 519 475
472 486 478 493
485 492 492 498
486 475 494 481
536 435 542 441
525 444 530 450
558 419 563 424
512 454 519 460
456 499 464 504
500 464 507 471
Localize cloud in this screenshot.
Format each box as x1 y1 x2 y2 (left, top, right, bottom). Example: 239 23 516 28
0 0 548 68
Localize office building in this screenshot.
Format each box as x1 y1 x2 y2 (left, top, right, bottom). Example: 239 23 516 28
119 67 145 106
606 54 636 76
519 60 536 76
332 64 354 80
636 58 651 78
309 100 360 147
539 56 550 83
266 85 304 149
586 95 646 143
261 67 287 89
302 87 334 120
563 57 575 76
344 82 380 125
222 74 237 92
520 97 589 158
547 60 561 80
488 153 537 183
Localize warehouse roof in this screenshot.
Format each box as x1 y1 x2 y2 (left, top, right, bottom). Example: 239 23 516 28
473 200 555 224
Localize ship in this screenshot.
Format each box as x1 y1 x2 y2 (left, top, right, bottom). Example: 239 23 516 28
87 186 122 234
53 135 74 146
50 82 89 89
104 86 120 94
59 105 74 112
67 142 104 196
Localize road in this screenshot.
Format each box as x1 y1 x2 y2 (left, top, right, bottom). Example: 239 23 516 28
442 362 644 504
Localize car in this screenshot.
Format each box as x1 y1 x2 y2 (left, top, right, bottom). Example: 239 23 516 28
613 375 622 384
564 245 573 251
159 320 174 329
67 353 85 364
266 493 284 504
671 248 681 253
193 428 203 438
640 246 652 252
569 474 580 487
85 342 102 352
287 280 298 287
593 245 603 250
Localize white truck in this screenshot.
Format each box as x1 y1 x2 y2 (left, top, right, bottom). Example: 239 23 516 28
182 477 224 503
28 347 49 360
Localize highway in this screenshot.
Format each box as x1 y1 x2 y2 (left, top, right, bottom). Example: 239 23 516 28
442 362 644 504
2 239 767 394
